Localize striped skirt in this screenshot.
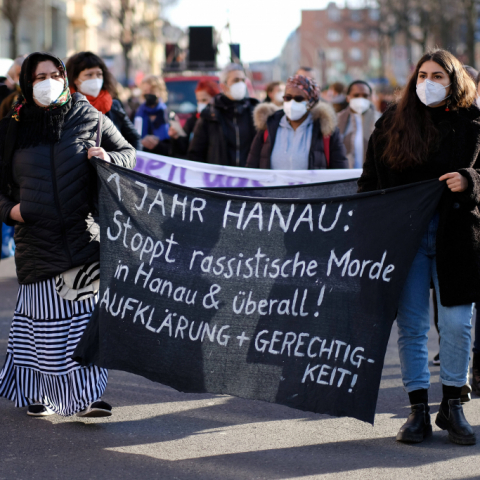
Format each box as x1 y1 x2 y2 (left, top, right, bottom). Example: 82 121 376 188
0 277 108 416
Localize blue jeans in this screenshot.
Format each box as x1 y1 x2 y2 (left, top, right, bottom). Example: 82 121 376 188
397 213 473 392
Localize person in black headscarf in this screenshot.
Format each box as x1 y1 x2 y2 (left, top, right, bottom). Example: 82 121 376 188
0 52 136 418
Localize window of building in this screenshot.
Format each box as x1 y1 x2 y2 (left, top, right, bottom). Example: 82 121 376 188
327 29 343 42
349 29 362 42
350 48 363 61
326 48 343 61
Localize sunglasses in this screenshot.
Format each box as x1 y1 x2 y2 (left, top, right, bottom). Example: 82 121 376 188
283 94 307 102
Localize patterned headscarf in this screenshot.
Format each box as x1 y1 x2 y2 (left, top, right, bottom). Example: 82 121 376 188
0 52 73 193
286 75 320 108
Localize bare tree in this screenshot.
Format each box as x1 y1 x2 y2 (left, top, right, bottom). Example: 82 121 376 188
462 0 479 65
101 0 177 85
0 0 25 58
372 0 477 65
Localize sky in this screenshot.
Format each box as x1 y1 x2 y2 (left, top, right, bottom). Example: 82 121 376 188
164 0 347 64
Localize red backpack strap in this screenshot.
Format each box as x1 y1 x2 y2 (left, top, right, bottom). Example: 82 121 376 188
323 135 331 168
263 129 269 143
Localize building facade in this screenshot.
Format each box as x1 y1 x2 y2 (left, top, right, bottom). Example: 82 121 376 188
299 3 382 86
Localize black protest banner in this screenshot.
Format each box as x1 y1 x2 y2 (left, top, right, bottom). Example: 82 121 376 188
208 178 359 199
85 160 444 424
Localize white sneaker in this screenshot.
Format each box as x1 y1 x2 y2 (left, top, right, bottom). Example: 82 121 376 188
27 404 54 417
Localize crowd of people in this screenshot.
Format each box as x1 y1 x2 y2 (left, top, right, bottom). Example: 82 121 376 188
0 54 387 172
0 48 479 448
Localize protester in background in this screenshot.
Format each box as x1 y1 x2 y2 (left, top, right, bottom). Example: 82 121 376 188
327 81 348 113
359 49 480 446
168 79 220 159
66 51 141 150
188 63 258 166
296 66 315 80
0 52 135 418
264 81 285 107
135 75 170 154
247 75 348 170
0 56 27 118
337 80 381 168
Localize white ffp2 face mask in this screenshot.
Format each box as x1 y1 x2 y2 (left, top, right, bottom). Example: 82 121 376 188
416 79 451 107
32 78 65 106
283 100 308 121
349 97 371 114
197 102 207 113
229 81 247 100
80 78 103 98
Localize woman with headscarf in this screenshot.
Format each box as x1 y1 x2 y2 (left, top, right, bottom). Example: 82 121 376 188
66 51 141 150
0 52 136 418
247 75 348 169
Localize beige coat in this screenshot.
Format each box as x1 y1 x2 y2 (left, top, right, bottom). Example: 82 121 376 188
337 104 381 168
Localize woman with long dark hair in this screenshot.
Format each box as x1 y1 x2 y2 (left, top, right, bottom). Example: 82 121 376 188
359 49 479 445
66 51 141 150
0 52 135 418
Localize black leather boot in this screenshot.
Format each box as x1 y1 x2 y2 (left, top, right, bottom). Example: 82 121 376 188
472 353 480 396
396 403 432 443
435 399 476 445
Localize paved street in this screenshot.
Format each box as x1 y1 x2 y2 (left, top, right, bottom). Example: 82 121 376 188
0 256 479 480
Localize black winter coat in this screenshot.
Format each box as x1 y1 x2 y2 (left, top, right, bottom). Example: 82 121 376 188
169 113 198 159
187 94 259 167
247 102 348 169
0 93 136 284
106 99 141 150
358 105 480 307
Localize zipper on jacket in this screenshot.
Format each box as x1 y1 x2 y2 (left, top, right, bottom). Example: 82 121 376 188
50 144 73 265
234 105 240 166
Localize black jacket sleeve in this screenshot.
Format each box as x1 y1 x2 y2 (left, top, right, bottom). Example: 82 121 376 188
169 115 197 159
187 116 210 162
328 127 349 169
357 134 379 193
100 114 136 169
0 191 17 226
246 130 264 168
109 100 142 150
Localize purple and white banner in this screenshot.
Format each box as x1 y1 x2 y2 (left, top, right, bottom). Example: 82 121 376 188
134 152 362 188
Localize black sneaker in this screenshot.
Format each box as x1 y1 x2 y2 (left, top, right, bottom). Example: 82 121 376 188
433 353 440 366
76 400 112 418
27 404 54 417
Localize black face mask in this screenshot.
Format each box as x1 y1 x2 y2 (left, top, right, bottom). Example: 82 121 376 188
144 94 158 107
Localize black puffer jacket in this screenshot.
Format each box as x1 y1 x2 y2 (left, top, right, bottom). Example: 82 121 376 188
0 93 136 284
187 94 259 167
358 105 480 307
106 99 141 150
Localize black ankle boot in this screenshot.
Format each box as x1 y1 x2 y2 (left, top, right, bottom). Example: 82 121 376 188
435 399 476 445
473 353 480 396
396 403 432 443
